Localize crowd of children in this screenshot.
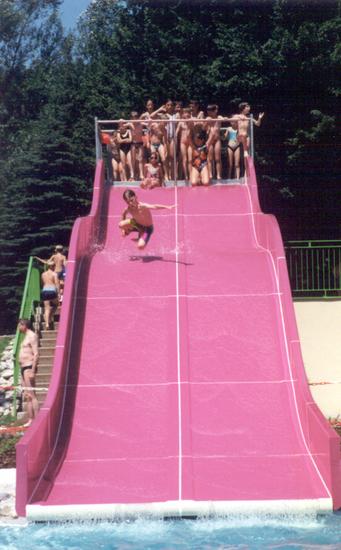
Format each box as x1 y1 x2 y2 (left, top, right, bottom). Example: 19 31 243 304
104 100 264 187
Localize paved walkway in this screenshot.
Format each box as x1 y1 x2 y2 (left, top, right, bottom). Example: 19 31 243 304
294 300 341 419
0 469 27 524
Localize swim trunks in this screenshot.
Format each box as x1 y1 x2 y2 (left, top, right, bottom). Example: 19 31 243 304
227 141 241 152
21 365 33 378
57 266 66 280
129 219 154 245
151 142 161 152
41 287 57 301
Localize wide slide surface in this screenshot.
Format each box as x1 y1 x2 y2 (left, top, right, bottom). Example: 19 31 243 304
26 182 336 518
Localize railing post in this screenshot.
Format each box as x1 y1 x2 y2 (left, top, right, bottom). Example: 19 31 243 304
12 257 45 417
250 114 254 158
173 119 177 186
95 117 102 162
285 240 341 299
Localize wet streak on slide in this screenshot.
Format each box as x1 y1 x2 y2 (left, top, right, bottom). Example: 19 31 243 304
16 159 341 519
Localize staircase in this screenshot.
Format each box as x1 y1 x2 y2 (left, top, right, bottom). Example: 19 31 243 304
34 305 60 406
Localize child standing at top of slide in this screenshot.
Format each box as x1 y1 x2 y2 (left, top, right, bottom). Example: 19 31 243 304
233 102 264 156
119 189 175 249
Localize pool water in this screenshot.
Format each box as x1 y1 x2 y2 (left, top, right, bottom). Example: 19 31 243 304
1 513 341 549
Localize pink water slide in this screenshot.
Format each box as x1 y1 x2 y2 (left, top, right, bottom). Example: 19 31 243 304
16 160 341 519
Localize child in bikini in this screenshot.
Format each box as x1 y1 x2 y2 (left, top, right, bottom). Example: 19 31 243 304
141 99 156 120
176 107 192 181
140 151 164 189
149 121 168 180
175 101 183 118
119 189 175 249
188 100 204 173
109 131 124 181
188 128 214 186
205 104 224 180
127 111 144 180
117 120 133 180
189 99 205 123
233 102 265 156
225 120 241 179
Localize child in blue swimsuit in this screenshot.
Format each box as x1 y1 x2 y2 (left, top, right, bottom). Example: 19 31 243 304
225 120 241 179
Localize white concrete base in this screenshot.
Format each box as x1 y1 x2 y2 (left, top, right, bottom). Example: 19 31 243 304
26 498 333 522
0 469 18 523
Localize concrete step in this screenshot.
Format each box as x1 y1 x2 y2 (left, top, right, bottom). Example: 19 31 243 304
34 304 56 397
39 362 54 372
40 330 57 340
38 347 55 357
40 335 57 343
39 345 56 354
40 332 57 340
41 322 59 330
36 374 51 385
39 339 56 349
36 315 60 325
37 303 61 311
37 364 53 374
38 356 54 365
39 350 55 359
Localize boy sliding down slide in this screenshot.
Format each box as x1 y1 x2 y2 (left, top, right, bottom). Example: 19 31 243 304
119 189 176 249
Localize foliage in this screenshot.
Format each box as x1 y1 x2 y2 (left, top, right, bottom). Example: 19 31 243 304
0 415 22 469
0 337 12 357
0 434 19 468
0 0 340 332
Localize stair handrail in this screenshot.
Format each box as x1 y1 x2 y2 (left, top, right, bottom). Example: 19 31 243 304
12 256 44 417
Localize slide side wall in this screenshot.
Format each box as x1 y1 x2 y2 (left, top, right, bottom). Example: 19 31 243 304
247 158 341 509
16 161 106 517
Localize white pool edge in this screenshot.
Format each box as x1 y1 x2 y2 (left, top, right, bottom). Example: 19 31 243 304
26 498 333 521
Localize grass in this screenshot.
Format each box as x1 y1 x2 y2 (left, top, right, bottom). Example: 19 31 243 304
0 415 23 468
0 414 17 426
0 436 18 468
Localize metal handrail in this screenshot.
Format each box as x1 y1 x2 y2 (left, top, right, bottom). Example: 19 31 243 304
286 239 341 247
285 240 341 299
97 116 242 124
11 257 44 417
95 115 255 182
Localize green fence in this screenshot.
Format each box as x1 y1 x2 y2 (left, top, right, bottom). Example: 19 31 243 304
285 240 341 299
12 257 44 416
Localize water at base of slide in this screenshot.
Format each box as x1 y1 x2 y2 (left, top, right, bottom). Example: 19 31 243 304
2 513 341 549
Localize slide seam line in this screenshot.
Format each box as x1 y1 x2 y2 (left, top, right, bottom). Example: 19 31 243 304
175 186 183 502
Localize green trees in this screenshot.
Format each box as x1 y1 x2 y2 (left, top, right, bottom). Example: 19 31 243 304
0 0 340 331
0 0 92 332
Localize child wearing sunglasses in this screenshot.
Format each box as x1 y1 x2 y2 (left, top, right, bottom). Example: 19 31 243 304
140 151 164 190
